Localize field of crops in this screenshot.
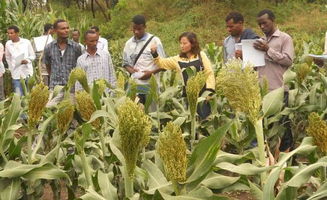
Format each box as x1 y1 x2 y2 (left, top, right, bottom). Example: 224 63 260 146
1 0 327 200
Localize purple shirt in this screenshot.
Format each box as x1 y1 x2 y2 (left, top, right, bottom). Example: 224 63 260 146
257 29 294 91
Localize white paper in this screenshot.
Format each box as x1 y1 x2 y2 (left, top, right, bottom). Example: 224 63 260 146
308 54 327 61
235 43 242 51
241 39 265 67
131 71 144 79
33 35 53 52
15 53 25 67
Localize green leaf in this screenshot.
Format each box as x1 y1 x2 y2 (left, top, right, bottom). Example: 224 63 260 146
142 159 173 195
80 188 107 200
97 170 118 200
0 178 21 200
186 122 232 183
160 186 213 200
262 87 284 117
1 94 21 136
283 69 296 84
201 172 240 189
248 180 263 200
216 162 274 175
276 157 327 200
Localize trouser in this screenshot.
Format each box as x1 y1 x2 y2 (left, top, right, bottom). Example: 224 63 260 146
279 92 293 151
12 78 28 96
197 100 211 120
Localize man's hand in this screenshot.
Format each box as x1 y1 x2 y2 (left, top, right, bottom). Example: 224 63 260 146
21 59 28 64
235 50 243 59
254 40 269 52
140 70 153 80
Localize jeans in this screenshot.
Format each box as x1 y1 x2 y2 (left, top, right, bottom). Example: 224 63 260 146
279 92 293 151
12 79 28 96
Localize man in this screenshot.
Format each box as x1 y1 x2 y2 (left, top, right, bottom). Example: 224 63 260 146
33 23 54 86
75 30 116 92
0 43 5 100
90 26 108 53
254 9 294 152
71 29 85 53
122 15 166 104
5 25 36 96
43 19 82 104
223 12 259 62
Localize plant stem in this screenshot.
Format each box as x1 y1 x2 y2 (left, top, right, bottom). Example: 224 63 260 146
172 180 180 196
80 149 94 190
98 128 106 159
56 134 62 167
124 167 134 198
190 114 196 149
253 118 266 185
0 142 8 163
28 128 35 164
157 103 160 132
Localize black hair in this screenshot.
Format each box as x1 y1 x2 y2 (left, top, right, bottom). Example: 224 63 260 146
257 9 275 21
225 12 244 23
72 29 80 34
84 29 97 39
90 26 99 32
7 25 19 33
132 15 146 26
44 23 53 33
179 32 201 58
53 19 67 29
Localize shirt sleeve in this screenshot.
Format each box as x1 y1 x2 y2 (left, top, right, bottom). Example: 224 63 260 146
153 55 180 71
154 37 166 58
5 42 13 71
223 38 228 63
0 43 4 63
122 43 133 67
266 35 294 67
27 40 36 63
201 51 215 92
43 45 51 66
107 53 117 89
103 39 109 53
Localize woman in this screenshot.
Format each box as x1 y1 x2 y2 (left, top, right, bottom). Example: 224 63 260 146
150 32 215 119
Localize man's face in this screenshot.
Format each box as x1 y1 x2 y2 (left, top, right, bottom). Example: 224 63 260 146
7 29 19 41
85 33 99 50
132 23 146 39
72 31 80 42
257 14 274 35
55 22 70 39
226 19 243 37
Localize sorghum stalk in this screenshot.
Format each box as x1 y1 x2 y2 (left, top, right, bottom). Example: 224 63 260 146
27 82 49 163
307 112 327 181
157 122 187 195
117 99 151 198
186 71 207 147
216 59 265 184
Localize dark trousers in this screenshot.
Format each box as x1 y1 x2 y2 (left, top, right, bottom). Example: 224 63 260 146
197 101 211 120
279 92 293 151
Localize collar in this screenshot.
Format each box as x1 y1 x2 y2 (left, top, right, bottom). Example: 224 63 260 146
264 29 281 40
86 49 101 57
132 33 149 42
8 37 22 45
53 39 73 46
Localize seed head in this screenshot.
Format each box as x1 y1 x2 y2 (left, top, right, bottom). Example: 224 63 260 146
294 63 311 84
57 99 75 134
68 67 90 92
28 82 49 128
307 112 327 153
157 122 187 183
216 59 262 124
186 71 207 117
118 99 151 177
75 90 100 129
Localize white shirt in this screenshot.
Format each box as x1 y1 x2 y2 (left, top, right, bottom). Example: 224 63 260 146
123 33 166 85
0 43 5 74
5 38 36 79
97 37 109 53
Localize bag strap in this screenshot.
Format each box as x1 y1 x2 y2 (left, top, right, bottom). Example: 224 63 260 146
133 35 155 66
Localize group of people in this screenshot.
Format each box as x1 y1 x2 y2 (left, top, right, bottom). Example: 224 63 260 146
0 9 326 151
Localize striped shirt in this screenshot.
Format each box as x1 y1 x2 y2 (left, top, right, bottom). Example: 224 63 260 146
43 39 82 89
75 49 116 91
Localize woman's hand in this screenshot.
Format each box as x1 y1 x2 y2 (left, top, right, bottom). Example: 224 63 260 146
150 43 157 54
